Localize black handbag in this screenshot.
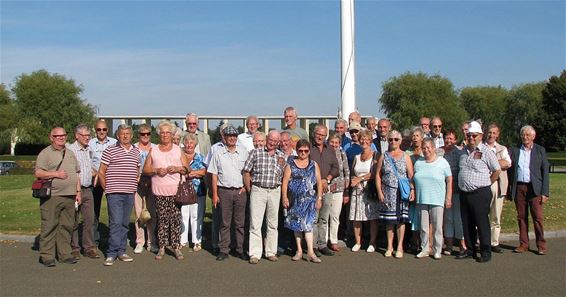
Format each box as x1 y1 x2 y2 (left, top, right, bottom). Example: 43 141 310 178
174 174 197 205
32 150 66 199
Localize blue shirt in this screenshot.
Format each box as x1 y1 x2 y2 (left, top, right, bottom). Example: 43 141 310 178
414 156 452 206
344 142 377 168
190 153 206 196
89 136 117 171
517 144 532 183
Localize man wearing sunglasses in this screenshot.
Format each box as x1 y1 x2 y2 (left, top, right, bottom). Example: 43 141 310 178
89 120 117 246
431 117 444 149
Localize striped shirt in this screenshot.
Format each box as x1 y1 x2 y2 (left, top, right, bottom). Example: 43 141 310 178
243 148 286 188
101 143 140 194
458 143 500 192
67 141 93 187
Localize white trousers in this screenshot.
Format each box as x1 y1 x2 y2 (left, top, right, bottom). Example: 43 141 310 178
249 185 280 259
180 195 206 245
327 192 344 244
418 204 444 255
489 182 505 246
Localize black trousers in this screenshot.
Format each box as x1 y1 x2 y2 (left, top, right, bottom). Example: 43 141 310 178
460 186 492 255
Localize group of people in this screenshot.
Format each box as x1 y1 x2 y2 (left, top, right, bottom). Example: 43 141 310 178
34 107 550 267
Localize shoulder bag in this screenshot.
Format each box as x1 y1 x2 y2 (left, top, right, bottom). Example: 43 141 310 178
384 152 411 202
32 150 66 199
174 173 197 205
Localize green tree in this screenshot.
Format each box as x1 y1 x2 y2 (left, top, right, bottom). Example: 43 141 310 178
459 86 508 128
0 84 17 144
12 70 96 144
501 82 545 145
538 70 566 151
379 72 468 133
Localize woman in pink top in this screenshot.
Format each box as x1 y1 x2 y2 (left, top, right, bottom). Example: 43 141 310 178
143 121 189 260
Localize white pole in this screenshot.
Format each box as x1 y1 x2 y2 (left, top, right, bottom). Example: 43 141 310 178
340 0 356 121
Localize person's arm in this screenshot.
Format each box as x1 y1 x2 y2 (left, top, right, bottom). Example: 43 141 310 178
314 162 323 210
35 168 68 180
211 174 219 208
405 154 415 202
98 163 108 191
541 146 550 203
375 156 385 202
281 165 291 209
75 176 82 204
243 171 252 193
445 175 453 209
142 150 155 175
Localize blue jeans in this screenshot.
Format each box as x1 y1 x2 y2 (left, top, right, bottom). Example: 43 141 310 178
106 193 134 258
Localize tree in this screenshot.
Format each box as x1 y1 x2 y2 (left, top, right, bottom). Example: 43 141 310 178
459 86 508 129
379 72 468 133
12 70 96 144
501 82 546 145
0 84 17 142
538 70 566 151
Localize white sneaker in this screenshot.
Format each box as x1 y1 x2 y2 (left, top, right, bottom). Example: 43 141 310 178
134 244 144 254
351 244 361 252
416 251 430 258
103 257 115 266
433 253 442 260
366 245 375 253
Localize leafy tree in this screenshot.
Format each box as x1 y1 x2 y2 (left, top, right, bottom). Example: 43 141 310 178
538 70 566 151
379 72 468 133
0 84 17 143
501 82 545 145
12 70 96 144
460 86 508 129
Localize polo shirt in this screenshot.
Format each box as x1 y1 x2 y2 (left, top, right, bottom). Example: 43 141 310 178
100 143 140 194
36 145 79 196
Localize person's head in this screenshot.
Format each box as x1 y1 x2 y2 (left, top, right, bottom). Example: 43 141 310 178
312 125 328 147
74 124 91 147
295 139 311 160
334 119 348 136
348 111 361 124
283 107 298 128
349 121 362 143
422 138 436 160
157 120 175 145
218 122 228 143
366 117 377 132
387 130 402 151
466 121 483 149
377 118 391 138
266 130 280 152
461 121 470 139
327 132 342 150
183 132 198 154
410 126 424 147
252 131 266 149
94 120 109 141
49 127 67 150
137 124 151 145
116 124 133 146
444 129 458 148
279 131 292 152
420 117 430 134
222 125 239 148
246 115 259 134
431 117 442 137
172 127 183 145
358 130 373 150
486 123 500 145
520 125 536 148
185 113 199 133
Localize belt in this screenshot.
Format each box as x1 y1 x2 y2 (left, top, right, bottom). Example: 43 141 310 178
218 186 241 191
517 181 531 185
252 183 280 190
81 185 93 189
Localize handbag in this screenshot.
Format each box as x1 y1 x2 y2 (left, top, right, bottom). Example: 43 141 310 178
385 152 411 201
32 150 66 199
174 173 197 205
138 196 151 226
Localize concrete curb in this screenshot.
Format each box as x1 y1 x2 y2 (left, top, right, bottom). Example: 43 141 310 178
2 230 566 244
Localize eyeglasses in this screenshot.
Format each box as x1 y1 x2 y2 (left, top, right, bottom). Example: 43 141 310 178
314 133 327 137
187 122 198 126
52 134 67 138
297 149 310 153
78 133 90 137
160 131 172 135
388 138 400 142
139 132 151 136
467 133 480 138
433 125 442 128
96 128 108 132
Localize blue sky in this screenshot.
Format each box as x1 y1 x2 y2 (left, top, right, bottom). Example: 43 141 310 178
1 0 564 118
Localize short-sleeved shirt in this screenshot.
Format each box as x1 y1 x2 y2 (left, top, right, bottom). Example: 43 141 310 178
442 147 466 193
150 145 183 196
89 136 117 171
100 143 140 194
458 144 501 192
243 148 286 188
36 145 80 196
237 132 255 152
284 126 309 141
207 145 249 188
414 156 452 206
67 141 92 187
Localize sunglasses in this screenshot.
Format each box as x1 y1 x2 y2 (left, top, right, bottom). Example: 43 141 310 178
139 132 151 136
433 125 442 128
388 138 400 142
187 122 198 126
96 128 108 132
349 130 359 134
297 149 310 153
52 134 67 138
467 133 480 138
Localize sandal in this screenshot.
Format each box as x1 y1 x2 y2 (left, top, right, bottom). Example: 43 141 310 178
384 249 393 257
155 248 165 260
306 254 322 263
395 250 404 259
291 251 303 261
174 249 184 260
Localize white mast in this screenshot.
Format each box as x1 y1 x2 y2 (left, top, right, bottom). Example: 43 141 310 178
340 0 356 120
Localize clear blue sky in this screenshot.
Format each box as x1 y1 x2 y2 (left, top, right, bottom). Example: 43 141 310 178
1 0 564 118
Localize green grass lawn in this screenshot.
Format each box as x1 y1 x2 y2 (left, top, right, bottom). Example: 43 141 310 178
1 174 565 235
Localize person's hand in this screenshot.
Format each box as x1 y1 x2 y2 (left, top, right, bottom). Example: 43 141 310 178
315 198 322 210
322 180 329 194
75 192 82 204
238 188 246 195
343 195 350 205
445 198 452 209
56 170 68 180
350 177 360 187
378 191 385 203
541 195 549 204
409 189 415 202
156 168 167 177
166 166 177 174
282 198 290 209
212 194 219 208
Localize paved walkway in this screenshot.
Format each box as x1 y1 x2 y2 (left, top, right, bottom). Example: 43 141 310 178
1 237 564 296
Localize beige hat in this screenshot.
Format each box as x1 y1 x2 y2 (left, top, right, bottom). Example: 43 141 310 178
349 121 362 131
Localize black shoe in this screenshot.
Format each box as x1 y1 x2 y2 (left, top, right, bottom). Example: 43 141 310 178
476 253 492 263
491 245 504 253
40 258 56 267
314 249 322 257
62 257 77 264
319 247 335 256
233 252 248 261
456 249 474 260
216 252 229 261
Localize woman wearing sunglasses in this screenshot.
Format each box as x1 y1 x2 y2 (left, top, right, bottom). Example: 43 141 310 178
376 130 415 258
282 139 323 263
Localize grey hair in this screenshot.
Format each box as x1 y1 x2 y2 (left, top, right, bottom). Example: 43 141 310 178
422 137 435 148
156 120 175 134
387 130 402 139
253 131 266 140
116 124 132 134
520 125 536 136
174 127 183 137
335 119 348 126
75 123 90 133
410 126 424 138
182 132 198 145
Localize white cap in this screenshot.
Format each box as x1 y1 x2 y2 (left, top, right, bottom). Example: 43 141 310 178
468 121 483 134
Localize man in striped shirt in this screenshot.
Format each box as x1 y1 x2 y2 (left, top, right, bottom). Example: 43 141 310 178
98 124 140 266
